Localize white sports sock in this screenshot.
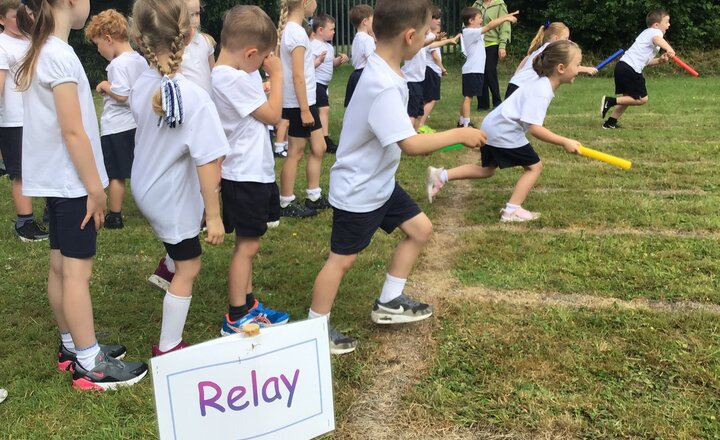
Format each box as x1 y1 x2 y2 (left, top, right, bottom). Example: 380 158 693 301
164 254 176 273
274 141 288 153
159 291 192 352
504 203 520 213
440 169 449 184
308 309 329 320
306 187 322 202
379 274 406 304
279 194 295 208
61 331 75 353
76 342 100 371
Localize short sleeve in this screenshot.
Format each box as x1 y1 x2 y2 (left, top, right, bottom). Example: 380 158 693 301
217 70 266 118
108 62 132 97
0 48 10 70
187 100 230 166
310 40 324 57
285 25 309 53
368 87 417 148
518 91 553 126
362 36 376 60
37 50 78 88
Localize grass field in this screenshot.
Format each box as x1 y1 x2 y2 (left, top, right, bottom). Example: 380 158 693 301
0 63 719 439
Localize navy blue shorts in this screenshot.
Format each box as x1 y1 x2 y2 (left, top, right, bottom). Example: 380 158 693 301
330 183 422 255
47 196 97 259
481 144 540 169
462 73 484 98
614 61 647 100
163 236 201 261
282 105 322 138
344 68 363 107
407 82 425 118
101 128 135 179
422 67 441 103
316 83 330 108
0 127 22 180
221 179 280 238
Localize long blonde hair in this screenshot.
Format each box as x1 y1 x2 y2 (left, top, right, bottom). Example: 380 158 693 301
131 0 190 118
527 22 569 55
277 0 303 52
14 0 59 91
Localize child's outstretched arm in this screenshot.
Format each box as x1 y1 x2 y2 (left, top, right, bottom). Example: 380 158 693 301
579 66 599 75
291 46 314 126
196 160 224 245
54 83 107 230
482 11 519 34
427 34 460 50
253 54 283 125
528 124 579 154
398 128 486 156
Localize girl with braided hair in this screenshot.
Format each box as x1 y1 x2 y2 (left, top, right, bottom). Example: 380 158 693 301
15 0 147 390
129 0 229 356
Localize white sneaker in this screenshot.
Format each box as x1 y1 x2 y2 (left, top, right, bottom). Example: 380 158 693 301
426 166 445 204
500 206 541 222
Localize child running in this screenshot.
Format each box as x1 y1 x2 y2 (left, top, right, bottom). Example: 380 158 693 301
343 4 373 107
277 0 328 218
130 0 229 356
600 9 674 129
505 21 597 99
308 0 486 355
428 40 584 222
85 9 149 230
211 5 290 335
0 0 47 241
15 0 146 390
458 6 518 128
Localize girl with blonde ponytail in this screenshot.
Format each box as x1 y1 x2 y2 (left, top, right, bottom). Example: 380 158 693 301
15 0 148 391
129 0 229 356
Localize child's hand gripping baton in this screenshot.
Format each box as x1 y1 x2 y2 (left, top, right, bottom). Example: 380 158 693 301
671 56 699 77
595 49 624 70
577 145 632 170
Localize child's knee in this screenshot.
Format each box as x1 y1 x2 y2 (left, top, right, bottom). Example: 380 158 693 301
409 216 433 245
329 253 357 273
527 161 543 173
639 96 649 105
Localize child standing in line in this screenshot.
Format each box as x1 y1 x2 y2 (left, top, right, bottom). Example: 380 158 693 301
85 9 149 230
418 6 449 131
600 9 674 129
277 0 328 218
181 0 214 94
130 0 229 356
457 6 518 128
310 12 348 154
343 4 373 107
505 22 597 99
0 0 47 241
15 0 146 390
428 40 584 222
212 5 290 335
309 0 486 355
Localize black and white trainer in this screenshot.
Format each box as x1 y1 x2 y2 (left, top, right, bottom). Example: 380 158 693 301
371 294 433 324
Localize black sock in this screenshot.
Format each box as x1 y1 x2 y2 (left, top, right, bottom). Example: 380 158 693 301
246 292 256 309
606 117 618 126
228 304 249 322
16 214 33 229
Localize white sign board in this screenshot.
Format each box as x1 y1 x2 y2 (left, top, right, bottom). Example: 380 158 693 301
152 317 334 440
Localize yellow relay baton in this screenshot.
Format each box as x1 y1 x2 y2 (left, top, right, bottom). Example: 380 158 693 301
577 145 632 170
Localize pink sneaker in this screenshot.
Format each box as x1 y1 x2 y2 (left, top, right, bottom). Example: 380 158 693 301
500 206 541 222
426 166 445 203
152 340 189 357
148 257 174 291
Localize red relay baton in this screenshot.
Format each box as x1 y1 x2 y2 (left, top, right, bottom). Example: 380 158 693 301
671 56 699 77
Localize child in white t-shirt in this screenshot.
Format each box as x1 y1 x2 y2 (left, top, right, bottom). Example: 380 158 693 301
211 5 290 335
601 9 675 129
344 4 374 107
181 0 215 94
457 6 518 128
0 0 47 241
309 0 486 355
429 40 584 222
277 0 327 218
85 9 148 230
418 6 450 131
130 0 229 357
15 0 147 390
310 13 347 153
506 22 597 99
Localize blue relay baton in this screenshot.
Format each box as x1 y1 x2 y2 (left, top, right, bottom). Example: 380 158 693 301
596 49 625 70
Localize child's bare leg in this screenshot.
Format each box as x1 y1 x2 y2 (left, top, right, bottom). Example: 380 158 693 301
610 104 629 120
419 101 436 127
11 178 32 216
508 162 543 206
228 237 260 307
48 250 69 332
280 136 306 197
387 213 432 279
61 256 96 348
319 107 330 137
447 164 496 181
306 130 326 191
168 257 200 296
276 119 289 143
616 96 648 107
461 97 472 119
108 179 125 213
311 252 358 315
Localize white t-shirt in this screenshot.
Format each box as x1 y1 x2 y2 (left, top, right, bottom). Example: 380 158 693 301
0 33 29 127
329 53 417 213
281 22 316 108
620 28 663 73
481 76 554 149
211 66 275 183
311 39 334 85
351 31 375 70
509 42 548 87
462 27 486 74
22 36 108 198
130 70 229 244
425 32 442 76
181 32 214 95
100 51 148 136
401 43 427 83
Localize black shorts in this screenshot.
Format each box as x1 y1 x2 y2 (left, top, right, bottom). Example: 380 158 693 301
221 179 280 237
101 129 136 179
0 127 22 180
422 67 441 103
47 196 97 259
344 68 363 107
407 82 425 118
316 83 330 108
462 73 484 98
481 144 540 169
504 82 519 100
330 183 422 255
282 106 322 138
163 236 202 261
614 61 647 100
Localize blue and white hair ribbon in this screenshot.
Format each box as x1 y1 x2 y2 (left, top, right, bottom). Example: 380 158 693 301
158 75 184 128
